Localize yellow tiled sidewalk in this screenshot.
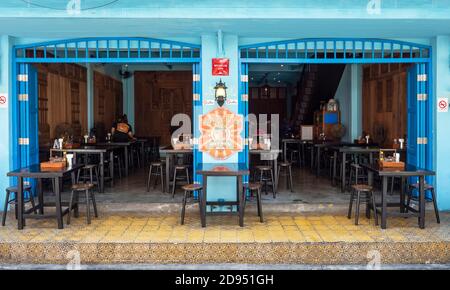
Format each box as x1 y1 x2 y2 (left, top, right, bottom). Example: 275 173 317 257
0 211 449 264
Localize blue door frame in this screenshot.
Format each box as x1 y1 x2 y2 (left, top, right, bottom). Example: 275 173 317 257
239 38 434 183
10 37 202 185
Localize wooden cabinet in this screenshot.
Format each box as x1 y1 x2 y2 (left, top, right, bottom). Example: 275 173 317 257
314 110 340 140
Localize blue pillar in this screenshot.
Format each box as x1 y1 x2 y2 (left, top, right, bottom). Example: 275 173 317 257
350 64 362 141
122 75 135 129
199 33 239 206
87 64 94 130
0 35 13 211
432 35 450 210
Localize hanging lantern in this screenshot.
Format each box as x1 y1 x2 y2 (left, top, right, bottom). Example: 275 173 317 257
214 79 228 107
261 80 271 98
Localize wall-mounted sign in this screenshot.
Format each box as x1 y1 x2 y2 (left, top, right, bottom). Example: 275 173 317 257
212 58 229 76
199 107 243 160
438 97 448 113
0 93 8 109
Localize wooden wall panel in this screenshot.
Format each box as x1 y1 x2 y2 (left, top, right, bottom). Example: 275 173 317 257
93 71 123 140
134 71 192 145
35 63 88 147
249 86 287 121
362 63 410 147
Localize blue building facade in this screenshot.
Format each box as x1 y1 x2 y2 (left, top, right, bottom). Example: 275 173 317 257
0 1 449 210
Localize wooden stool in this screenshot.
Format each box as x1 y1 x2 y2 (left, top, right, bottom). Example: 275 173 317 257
348 184 378 226
147 161 164 192
172 165 190 198
113 154 123 179
255 165 276 198
277 162 293 192
243 182 263 222
2 185 36 226
348 163 367 186
77 164 99 188
67 183 98 225
180 184 202 225
407 183 440 223
290 150 300 166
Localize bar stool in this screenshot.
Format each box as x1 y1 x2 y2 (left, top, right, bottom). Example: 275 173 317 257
180 183 202 225
407 183 440 223
255 165 276 198
113 154 123 179
172 165 190 198
348 184 378 226
243 182 263 222
67 183 98 225
289 150 300 166
147 161 164 192
77 164 99 188
277 162 293 192
2 185 36 226
348 163 367 186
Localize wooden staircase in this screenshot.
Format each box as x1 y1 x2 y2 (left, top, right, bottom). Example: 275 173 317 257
293 64 346 126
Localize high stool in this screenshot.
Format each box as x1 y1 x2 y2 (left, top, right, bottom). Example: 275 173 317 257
77 164 99 189
243 182 263 222
113 154 123 179
407 183 440 223
67 183 98 225
172 165 190 198
348 184 378 226
2 185 36 226
348 163 367 186
277 162 293 192
131 146 141 169
255 165 276 198
180 184 202 225
289 150 300 166
147 161 164 192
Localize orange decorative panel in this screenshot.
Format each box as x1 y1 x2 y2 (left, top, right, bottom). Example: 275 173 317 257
199 107 243 160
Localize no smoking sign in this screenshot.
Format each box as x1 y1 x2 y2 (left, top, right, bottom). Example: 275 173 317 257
0 93 7 109
438 97 449 113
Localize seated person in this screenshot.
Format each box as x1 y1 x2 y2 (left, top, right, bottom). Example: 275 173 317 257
111 115 135 142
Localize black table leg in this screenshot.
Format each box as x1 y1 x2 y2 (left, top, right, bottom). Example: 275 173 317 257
124 147 129 176
109 150 114 187
283 142 287 162
332 150 337 186
54 177 63 229
17 176 24 230
341 152 347 193
419 176 425 229
273 155 278 195
400 177 406 213
165 155 170 193
201 175 207 227
381 176 388 229
38 178 44 215
238 175 244 227
316 147 321 177
99 153 105 193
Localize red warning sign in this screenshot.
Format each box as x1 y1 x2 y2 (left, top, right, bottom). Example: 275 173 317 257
212 58 229 76
0 93 7 108
438 97 448 113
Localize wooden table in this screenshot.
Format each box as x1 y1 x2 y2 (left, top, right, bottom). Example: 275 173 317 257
196 163 250 227
282 139 312 166
7 164 83 230
159 147 193 193
363 163 435 229
50 145 118 193
249 149 281 192
97 141 134 176
331 146 380 192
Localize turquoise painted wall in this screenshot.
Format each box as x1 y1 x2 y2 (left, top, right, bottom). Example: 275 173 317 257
0 36 13 209
334 64 362 142
433 36 450 211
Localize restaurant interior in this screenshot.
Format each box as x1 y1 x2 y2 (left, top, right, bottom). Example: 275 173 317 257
31 59 419 209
